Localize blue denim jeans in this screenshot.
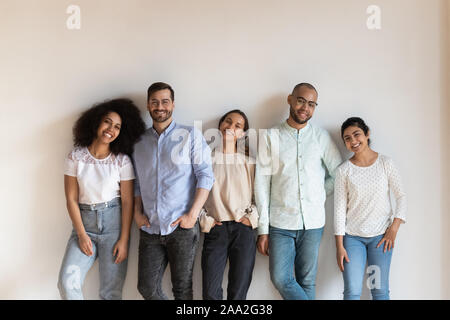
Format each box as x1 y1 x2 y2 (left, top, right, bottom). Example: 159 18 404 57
343 234 393 300
57 198 128 300
268 226 324 300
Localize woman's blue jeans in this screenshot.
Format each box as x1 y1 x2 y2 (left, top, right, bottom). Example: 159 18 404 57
57 198 128 300
268 226 324 300
343 234 393 300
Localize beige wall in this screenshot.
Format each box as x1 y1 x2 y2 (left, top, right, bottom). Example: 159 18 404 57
0 0 448 299
442 0 450 300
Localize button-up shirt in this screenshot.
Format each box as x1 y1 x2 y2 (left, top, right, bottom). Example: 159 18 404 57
255 121 342 235
132 121 214 235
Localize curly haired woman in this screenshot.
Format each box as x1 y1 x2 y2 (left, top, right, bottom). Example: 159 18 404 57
57 98 145 300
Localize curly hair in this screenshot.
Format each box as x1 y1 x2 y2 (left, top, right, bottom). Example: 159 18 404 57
73 98 146 156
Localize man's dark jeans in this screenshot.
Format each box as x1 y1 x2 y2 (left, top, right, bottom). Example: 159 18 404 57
137 222 200 300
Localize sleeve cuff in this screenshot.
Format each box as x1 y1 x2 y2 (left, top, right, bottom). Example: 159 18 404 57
196 176 214 191
121 177 136 181
394 216 406 224
258 225 269 235
199 209 216 233
64 172 77 177
243 205 259 229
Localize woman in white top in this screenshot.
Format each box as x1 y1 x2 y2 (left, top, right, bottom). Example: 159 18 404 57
57 98 146 300
334 117 406 300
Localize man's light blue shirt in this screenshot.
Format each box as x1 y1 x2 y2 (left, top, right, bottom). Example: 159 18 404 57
132 121 214 235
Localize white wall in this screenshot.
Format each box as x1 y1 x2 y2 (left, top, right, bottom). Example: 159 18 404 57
0 0 448 299
441 0 450 300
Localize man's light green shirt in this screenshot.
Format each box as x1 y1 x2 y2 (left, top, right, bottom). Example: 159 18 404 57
255 121 343 235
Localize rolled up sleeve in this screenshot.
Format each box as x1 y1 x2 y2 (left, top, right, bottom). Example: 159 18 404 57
255 131 272 235
191 127 214 190
320 130 343 196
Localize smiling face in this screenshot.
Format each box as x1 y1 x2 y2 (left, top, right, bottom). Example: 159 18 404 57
147 88 174 123
288 86 318 125
96 111 122 144
342 125 370 154
219 112 246 144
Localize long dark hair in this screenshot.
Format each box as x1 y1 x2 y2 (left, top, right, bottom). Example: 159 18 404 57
218 109 250 156
73 98 146 156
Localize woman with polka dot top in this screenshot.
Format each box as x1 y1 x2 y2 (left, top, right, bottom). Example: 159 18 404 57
333 117 407 300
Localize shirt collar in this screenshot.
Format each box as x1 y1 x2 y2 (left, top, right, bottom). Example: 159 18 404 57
282 120 311 137
151 120 176 137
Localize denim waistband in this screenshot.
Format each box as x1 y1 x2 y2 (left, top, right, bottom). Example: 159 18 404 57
79 197 121 211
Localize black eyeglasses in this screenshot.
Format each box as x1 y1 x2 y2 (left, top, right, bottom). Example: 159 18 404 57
296 97 318 108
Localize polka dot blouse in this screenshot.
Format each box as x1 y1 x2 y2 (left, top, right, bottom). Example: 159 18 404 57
334 154 407 237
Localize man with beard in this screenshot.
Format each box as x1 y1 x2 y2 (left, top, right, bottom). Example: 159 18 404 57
254 83 342 300
132 82 214 300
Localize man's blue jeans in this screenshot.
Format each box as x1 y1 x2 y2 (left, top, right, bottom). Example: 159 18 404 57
342 234 393 300
268 226 324 300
